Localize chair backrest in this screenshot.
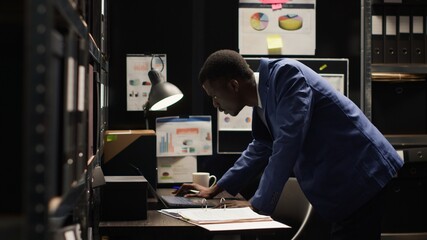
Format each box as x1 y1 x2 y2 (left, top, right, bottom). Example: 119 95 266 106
271 177 313 240
381 232 427 240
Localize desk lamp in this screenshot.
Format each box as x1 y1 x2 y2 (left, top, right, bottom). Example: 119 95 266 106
143 56 183 128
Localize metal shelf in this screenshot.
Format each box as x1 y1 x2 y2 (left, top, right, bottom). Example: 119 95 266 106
25 0 107 239
54 0 88 39
362 0 427 147
89 34 101 63
372 64 427 74
385 134 427 148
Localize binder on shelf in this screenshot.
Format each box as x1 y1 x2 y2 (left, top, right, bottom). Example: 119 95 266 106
372 6 384 63
62 30 79 193
87 63 95 158
75 37 88 176
397 10 411 63
384 6 398 63
50 30 65 195
410 14 425 63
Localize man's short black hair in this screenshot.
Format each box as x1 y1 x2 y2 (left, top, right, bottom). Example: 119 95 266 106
199 49 253 85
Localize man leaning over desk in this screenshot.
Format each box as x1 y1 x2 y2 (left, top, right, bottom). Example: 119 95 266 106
174 49 403 240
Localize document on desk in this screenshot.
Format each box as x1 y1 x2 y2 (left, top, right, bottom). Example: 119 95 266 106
200 220 290 231
159 207 290 231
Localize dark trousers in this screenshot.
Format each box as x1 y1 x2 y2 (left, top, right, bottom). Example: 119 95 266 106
330 188 385 240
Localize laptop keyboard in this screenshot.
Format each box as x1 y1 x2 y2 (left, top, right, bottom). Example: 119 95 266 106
160 196 217 208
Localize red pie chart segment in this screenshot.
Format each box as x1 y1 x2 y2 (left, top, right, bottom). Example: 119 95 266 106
250 12 269 31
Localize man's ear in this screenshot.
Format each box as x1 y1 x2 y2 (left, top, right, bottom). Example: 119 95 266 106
229 79 239 92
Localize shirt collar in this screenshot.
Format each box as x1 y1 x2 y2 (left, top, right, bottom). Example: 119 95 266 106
254 72 262 108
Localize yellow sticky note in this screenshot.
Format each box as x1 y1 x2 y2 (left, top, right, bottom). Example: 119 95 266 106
267 35 283 54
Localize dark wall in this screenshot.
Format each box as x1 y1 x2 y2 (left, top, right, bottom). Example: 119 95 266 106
107 0 361 127
107 0 243 189
2 1 25 239
106 1 361 238
1 1 24 215
107 0 196 130
107 0 361 181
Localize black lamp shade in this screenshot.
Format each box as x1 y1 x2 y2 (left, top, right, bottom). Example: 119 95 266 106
147 70 183 111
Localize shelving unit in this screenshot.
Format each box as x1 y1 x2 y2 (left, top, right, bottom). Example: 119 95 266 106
23 0 107 239
362 1 427 235
361 0 427 147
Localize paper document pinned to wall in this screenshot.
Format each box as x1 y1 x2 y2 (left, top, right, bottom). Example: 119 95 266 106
239 0 316 55
157 156 197 183
126 54 167 111
155 116 213 157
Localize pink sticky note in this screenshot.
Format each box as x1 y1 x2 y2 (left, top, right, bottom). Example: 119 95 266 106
271 3 282 10
259 0 288 4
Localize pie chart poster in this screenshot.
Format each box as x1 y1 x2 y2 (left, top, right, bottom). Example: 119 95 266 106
239 0 316 55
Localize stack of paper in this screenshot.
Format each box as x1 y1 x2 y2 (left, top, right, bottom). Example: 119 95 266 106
159 207 290 231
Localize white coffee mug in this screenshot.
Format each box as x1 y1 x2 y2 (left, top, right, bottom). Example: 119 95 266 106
192 172 217 188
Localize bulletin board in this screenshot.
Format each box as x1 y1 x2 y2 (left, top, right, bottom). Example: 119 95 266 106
238 0 316 55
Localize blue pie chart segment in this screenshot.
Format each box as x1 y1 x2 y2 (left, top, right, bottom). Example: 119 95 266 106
250 12 269 31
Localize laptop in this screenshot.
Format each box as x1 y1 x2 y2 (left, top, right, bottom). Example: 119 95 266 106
159 195 219 208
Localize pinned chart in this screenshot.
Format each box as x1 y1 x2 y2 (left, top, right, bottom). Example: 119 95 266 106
250 12 269 31
155 116 213 157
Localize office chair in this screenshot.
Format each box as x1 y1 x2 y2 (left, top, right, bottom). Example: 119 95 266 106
271 177 313 240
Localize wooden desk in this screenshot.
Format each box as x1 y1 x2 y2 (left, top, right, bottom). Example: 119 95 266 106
98 188 291 240
99 210 208 240
99 210 290 240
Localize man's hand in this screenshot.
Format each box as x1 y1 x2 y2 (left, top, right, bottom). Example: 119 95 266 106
173 183 222 199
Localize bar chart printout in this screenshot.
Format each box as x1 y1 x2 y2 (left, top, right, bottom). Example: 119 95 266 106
155 116 213 157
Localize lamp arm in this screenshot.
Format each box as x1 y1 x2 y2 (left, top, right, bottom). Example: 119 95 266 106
143 101 150 129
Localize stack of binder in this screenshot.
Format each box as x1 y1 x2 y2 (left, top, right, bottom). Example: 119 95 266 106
371 4 426 64
384 5 398 63
398 8 411 63
410 8 425 63
372 6 385 63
